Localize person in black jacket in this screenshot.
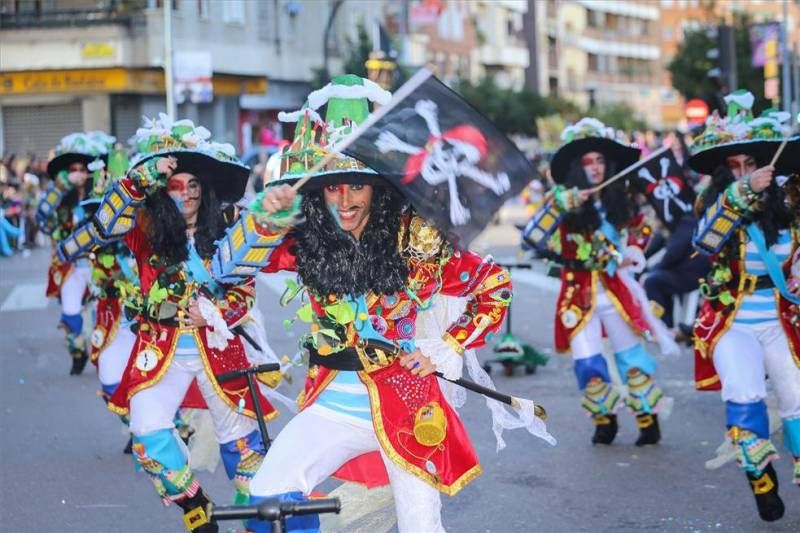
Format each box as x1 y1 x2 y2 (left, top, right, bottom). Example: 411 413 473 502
643 213 711 328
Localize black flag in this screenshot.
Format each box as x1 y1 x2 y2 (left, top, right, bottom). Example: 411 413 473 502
629 149 694 228
343 73 534 246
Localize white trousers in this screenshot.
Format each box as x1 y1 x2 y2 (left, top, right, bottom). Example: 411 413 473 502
97 326 136 387
713 322 800 420
250 405 446 533
60 265 90 316
570 288 640 359
128 355 257 444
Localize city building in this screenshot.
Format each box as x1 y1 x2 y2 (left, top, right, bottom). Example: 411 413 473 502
659 0 800 129
527 0 663 128
0 0 388 158
402 0 529 89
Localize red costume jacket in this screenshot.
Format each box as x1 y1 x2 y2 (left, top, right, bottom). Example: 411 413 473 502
552 211 653 352
256 214 511 495
693 227 800 391
105 181 276 423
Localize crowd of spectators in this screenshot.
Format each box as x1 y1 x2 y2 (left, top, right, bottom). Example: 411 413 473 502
0 153 50 257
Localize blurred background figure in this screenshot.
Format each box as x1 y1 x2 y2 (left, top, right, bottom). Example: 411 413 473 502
643 131 710 334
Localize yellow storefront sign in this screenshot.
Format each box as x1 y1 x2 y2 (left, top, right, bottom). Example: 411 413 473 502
81 42 117 59
0 68 267 96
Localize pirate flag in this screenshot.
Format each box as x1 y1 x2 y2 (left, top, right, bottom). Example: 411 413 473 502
629 148 694 229
343 70 535 246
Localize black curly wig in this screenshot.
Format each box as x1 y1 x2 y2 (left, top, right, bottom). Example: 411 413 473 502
142 176 227 265
291 184 409 297
697 165 794 247
560 157 635 233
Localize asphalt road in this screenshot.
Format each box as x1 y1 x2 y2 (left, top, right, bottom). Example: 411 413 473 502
1 243 799 533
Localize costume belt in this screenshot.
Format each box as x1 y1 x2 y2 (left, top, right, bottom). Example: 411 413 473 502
137 311 181 328
560 259 592 271
742 274 775 294
308 338 402 373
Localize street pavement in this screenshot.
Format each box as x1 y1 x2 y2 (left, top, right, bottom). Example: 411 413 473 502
1 238 799 533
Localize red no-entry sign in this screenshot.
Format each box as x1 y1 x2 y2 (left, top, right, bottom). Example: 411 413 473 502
685 98 710 126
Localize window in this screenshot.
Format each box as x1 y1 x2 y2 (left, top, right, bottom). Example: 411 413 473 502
222 0 244 24
588 53 599 72
566 67 577 91
588 10 605 29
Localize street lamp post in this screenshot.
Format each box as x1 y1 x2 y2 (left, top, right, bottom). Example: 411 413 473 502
164 0 176 119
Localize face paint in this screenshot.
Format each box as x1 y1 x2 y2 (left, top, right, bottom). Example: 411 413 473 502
327 203 342 226
172 196 185 212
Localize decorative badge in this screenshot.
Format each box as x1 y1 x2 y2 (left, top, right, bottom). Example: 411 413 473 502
135 347 160 372
425 460 437 474
91 328 106 349
560 306 582 329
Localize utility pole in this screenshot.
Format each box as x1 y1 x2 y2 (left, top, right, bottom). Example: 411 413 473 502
323 0 346 82
780 0 791 114
164 0 176 119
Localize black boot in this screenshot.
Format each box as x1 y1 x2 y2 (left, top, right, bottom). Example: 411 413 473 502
635 414 661 446
177 423 196 446
747 464 784 522
176 490 218 532
592 414 618 445
70 351 89 375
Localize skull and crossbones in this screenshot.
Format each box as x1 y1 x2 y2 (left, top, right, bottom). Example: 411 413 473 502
637 156 691 224
374 100 511 225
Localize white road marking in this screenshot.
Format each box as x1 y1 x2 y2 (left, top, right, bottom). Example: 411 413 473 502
0 283 49 312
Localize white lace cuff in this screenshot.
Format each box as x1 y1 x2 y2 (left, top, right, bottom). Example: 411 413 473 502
198 296 234 351
416 338 463 381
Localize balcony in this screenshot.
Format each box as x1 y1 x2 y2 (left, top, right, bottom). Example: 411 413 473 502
479 44 529 68
0 1 144 29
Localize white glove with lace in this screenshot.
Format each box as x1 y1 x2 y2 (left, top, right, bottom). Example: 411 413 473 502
197 296 234 350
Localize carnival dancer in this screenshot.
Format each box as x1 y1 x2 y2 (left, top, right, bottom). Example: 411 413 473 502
524 118 675 446
58 115 278 533
37 132 115 374
56 145 144 451
690 90 800 522
211 75 544 533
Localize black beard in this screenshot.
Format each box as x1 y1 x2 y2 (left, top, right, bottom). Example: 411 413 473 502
291 187 409 297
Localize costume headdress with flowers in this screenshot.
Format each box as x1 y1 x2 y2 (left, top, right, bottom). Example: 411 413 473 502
47 131 116 177
689 89 799 176
549 117 641 184
129 113 249 202
269 74 391 188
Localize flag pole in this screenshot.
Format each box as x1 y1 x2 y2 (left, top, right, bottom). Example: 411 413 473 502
290 67 434 192
769 137 789 167
587 145 670 194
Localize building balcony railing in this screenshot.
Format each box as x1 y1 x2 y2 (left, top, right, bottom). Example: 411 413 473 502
585 70 658 86
582 26 659 46
0 2 144 29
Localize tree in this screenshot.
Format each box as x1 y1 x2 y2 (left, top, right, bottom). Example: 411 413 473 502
589 102 647 132
668 12 765 113
456 77 556 136
312 21 411 91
